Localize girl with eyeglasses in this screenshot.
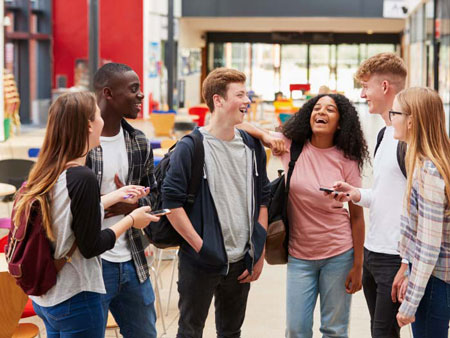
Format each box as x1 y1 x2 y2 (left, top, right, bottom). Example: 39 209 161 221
390 87 450 337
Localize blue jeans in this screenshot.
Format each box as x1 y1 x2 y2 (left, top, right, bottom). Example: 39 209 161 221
411 274 450 338
32 291 104 338
101 259 157 338
286 249 354 338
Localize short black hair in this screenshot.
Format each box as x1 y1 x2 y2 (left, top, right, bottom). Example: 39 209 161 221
93 62 133 92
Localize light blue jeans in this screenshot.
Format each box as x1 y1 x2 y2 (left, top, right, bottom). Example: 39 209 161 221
286 248 354 338
101 260 157 338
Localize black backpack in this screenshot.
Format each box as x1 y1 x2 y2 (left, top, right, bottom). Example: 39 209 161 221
145 132 204 248
265 141 303 264
374 127 407 178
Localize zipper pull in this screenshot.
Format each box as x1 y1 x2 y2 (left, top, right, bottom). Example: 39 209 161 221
253 151 259 177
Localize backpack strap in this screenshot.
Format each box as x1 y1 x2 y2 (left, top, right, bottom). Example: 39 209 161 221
285 141 303 195
281 140 304 244
54 241 77 272
397 141 407 178
183 130 205 205
374 127 386 157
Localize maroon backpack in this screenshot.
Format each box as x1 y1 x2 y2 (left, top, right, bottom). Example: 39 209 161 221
5 190 76 296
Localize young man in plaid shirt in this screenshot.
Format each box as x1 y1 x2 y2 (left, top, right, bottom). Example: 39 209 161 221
87 63 157 338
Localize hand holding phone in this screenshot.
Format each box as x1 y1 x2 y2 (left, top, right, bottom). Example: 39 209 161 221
319 187 350 197
148 209 171 216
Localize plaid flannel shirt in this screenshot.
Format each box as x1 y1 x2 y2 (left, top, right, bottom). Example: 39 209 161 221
398 159 450 317
86 119 157 283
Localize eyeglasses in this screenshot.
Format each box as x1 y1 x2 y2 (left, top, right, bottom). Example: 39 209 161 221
388 110 410 121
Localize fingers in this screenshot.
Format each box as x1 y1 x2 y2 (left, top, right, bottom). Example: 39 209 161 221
237 270 250 282
399 280 408 303
391 283 398 303
345 275 352 293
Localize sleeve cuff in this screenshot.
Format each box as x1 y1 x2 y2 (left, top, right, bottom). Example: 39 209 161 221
162 199 185 209
401 258 409 265
354 188 370 208
399 300 418 318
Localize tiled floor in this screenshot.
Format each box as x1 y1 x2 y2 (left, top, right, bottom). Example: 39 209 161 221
1 110 417 337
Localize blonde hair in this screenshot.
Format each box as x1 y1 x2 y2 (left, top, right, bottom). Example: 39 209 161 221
355 53 407 91
202 68 246 113
13 92 97 240
396 87 450 214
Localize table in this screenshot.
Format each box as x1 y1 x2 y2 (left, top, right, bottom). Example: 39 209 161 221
0 183 16 197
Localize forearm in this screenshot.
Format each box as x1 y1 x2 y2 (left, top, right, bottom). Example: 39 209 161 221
167 207 203 252
101 192 120 209
349 204 365 267
109 215 134 239
237 122 269 140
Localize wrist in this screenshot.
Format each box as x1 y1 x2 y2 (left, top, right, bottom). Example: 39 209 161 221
351 189 361 203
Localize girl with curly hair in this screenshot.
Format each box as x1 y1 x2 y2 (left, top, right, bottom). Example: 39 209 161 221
240 93 369 338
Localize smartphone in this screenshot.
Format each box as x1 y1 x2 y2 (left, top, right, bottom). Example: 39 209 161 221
149 209 171 216
319 187 350 197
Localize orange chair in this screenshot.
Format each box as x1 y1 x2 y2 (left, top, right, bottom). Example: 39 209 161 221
0 236 40 338
0 236 40 335
188 106 209 127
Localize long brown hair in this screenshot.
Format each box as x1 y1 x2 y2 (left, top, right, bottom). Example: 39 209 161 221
396 87 450 214
13 91 97 240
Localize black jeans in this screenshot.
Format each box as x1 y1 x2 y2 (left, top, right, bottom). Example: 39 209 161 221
363 248 402 338
176 255 250 338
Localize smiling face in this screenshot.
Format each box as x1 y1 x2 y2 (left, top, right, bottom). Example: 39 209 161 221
359 74 390 115
110 70 144 119
310 96 340 136
217 82 250 125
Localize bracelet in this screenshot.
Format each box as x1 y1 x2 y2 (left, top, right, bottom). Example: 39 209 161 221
128 214 135 227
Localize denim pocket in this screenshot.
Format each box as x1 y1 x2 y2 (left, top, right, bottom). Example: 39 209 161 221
45 297 72 321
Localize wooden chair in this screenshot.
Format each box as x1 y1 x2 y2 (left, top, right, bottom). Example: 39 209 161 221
106 311 120 338
0 270 40 338
265 148 272 168
160 139 177 149
150 113 175 137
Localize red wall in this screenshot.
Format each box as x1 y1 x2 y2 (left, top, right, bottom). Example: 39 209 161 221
52 0 143 88
53 0 88 88
99 0 143 82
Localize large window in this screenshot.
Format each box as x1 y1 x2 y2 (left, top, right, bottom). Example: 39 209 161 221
207 42 397 101
280 45 308 99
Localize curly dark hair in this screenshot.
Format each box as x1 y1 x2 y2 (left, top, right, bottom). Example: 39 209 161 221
282 94 369 171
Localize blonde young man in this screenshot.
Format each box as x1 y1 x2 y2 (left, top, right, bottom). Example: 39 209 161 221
162 68 270 338
332 53 408 338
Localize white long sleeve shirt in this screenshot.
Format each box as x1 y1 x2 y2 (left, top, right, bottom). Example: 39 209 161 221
356 126 407 255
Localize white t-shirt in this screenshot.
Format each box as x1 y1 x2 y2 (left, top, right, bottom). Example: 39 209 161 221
100 128 132 262
356 126 407 255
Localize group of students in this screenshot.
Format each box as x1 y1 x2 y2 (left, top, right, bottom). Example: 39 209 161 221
11 52 449 338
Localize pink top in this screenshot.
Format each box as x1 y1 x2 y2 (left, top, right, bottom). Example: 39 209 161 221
272 132 362 260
